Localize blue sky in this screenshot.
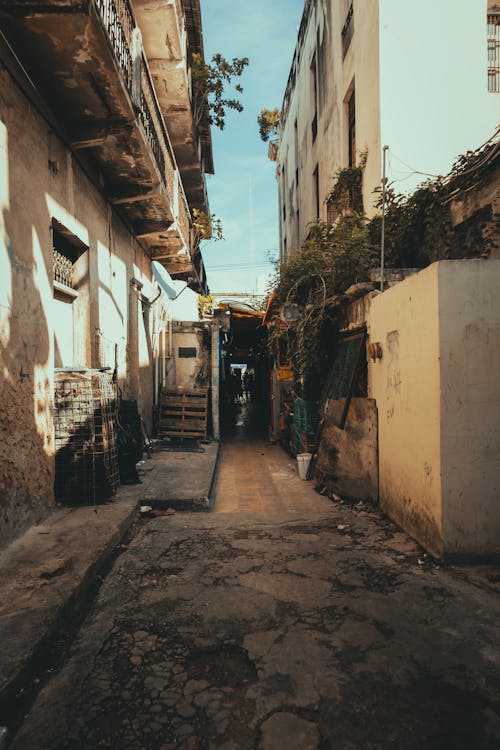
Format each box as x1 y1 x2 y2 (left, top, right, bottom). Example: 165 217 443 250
199 0 304 296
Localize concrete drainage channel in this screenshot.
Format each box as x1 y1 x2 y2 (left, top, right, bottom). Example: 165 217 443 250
0 522 139 748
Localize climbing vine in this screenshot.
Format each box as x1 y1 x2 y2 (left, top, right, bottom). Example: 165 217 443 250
325 150 367 218
268 217 377 398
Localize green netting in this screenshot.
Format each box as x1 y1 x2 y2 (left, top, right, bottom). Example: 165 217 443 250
293 398 319 456
322 336 364 403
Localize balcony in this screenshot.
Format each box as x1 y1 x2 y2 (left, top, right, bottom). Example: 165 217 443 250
0 0 204 288
132 0 214 211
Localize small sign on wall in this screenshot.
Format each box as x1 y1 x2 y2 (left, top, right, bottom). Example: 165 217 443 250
178 347 197 358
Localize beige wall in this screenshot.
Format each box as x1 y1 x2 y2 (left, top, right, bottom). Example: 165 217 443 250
0 65 161 544
368 265 443 555
368 260 500 557
169 323 211 389
438 261 500 556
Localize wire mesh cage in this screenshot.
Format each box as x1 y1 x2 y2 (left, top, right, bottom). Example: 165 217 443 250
54 370 119 504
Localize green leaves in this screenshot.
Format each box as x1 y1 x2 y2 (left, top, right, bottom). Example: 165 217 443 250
192 209 224 243
257 108 281 142
269 217 376 397
191 53 249 131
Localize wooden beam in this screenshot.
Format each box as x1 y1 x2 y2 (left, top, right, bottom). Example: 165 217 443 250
111 187 162 205
70 119 130 150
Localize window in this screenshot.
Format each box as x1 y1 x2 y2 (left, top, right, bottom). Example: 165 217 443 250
313 164 320 219
342 3 354 59
487 11 500 92
347 88 356 167
52 221 86 292
311 53 318 143
51 220 87 368
326 196 337 226
294 118 299 186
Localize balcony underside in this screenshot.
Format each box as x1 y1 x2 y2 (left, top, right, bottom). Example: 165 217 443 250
0 0 202 286
133 0 211 212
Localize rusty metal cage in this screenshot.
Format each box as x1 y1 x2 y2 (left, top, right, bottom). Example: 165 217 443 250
54 370 119 504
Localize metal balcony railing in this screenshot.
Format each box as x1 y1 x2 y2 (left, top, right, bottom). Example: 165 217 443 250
139 63 168 188
95 0 134 89
93 0 178 204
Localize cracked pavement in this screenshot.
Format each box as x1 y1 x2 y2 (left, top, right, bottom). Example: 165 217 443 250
10 491 500 749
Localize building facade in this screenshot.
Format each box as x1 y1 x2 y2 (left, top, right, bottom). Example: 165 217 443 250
275 0 499 263
0 0 213 544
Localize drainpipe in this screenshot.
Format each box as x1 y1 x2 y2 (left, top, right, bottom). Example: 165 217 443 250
380 145 389 292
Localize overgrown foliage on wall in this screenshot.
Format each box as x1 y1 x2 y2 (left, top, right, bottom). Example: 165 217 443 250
326 151 366 220
191 53 249 131
267 136 499 398
370 137 499 265
268 217 377 398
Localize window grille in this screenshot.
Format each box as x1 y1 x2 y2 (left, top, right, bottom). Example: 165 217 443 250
487 13 500 93
53 247 74 288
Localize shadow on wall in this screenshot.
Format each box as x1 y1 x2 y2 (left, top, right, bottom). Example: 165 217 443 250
0 118 53 547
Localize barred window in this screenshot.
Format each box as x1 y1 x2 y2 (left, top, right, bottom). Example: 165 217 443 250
487 12 500 93
52 219 87 291
52 220 87 291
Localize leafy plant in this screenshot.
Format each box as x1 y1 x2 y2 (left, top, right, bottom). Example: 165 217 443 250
191 53 249 131
257 108 281 142
192 209 224 244
198 294 214 320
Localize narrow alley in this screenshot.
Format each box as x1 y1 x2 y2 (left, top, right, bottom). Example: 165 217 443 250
1 1 500 749
7 406 500 750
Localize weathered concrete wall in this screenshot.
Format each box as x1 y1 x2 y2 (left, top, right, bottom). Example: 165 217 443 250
278 0 380 258
368 260 500 557
438 260 500 556
316 398 378 501
0 65 158 545
279 0 497 261
368 265 443 556
170 322 211 389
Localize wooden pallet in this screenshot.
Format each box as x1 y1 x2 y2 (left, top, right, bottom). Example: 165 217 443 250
158 386 208 439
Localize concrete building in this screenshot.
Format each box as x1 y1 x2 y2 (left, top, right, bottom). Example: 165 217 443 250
275 0 499 262
0 0 213 544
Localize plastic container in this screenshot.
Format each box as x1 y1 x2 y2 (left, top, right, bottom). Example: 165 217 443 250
297 452 312 480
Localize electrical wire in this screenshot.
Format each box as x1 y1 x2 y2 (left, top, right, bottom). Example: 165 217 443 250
387 126 500 186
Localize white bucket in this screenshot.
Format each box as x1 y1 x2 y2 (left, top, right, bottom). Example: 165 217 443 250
297 452 312 480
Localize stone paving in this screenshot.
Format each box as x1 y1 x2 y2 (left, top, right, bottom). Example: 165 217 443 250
8 412 500 749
